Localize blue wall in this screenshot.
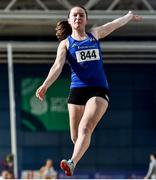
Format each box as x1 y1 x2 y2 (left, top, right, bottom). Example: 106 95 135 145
0 63 156 177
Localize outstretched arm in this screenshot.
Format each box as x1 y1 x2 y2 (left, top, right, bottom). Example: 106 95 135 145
91 11 142 40
36 39 67 101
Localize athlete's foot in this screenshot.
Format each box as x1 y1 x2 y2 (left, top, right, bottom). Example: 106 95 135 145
60 159 75 176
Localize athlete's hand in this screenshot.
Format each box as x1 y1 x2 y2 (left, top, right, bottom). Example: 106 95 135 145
128 11 143 21
36 85 48 101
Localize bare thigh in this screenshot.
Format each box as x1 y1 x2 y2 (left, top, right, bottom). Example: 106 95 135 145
68 104 85 143
78 97 108 134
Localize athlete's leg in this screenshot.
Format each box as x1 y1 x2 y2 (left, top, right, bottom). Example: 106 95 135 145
68 104 85 144
60 104 85 176
71 97 108 166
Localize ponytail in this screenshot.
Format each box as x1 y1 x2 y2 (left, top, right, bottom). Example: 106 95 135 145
56 21 72 41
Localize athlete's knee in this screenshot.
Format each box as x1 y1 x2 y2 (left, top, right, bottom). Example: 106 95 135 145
79 124 93 136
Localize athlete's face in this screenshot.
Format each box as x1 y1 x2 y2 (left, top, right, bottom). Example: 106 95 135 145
68 7 87 30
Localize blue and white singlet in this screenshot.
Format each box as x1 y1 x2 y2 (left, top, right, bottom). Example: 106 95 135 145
66 33 109 89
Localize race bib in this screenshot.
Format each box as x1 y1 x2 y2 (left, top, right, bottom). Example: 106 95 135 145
76 49 100 62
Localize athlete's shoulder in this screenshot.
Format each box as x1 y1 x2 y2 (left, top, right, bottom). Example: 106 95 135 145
58 39 68 50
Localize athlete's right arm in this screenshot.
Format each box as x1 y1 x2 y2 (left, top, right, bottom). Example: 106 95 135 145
36 39 67 101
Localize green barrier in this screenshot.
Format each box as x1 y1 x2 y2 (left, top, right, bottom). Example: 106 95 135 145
21 78 70 131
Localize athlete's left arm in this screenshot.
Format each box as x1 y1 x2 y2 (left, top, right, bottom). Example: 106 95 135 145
91 11 142 40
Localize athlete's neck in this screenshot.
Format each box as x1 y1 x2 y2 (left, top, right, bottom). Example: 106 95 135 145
71 30 88 41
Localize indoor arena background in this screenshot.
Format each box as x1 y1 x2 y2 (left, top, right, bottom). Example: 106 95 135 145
0 0 156 179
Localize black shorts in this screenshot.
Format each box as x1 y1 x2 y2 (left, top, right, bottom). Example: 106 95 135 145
67 86 109 105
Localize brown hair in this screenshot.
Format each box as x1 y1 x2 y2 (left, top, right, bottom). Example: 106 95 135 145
56 21 72 41
55 6 88 41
